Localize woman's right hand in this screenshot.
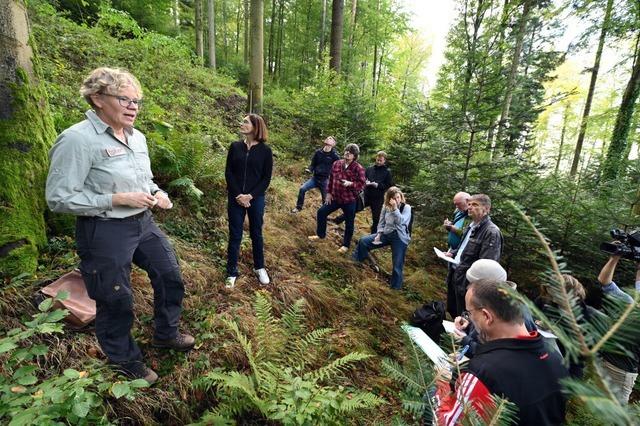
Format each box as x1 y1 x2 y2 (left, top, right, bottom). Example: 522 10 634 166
112 192 157 208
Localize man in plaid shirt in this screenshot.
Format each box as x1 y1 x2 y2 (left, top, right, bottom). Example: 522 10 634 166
309 143 366 253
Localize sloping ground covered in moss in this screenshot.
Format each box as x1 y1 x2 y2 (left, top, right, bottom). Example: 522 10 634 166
0 3 451 424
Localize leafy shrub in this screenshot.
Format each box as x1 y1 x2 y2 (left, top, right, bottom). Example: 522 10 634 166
0 293 147 425
195 291 385 424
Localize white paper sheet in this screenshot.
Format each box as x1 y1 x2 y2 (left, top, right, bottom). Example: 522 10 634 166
434 247 460 265
401 324 450 369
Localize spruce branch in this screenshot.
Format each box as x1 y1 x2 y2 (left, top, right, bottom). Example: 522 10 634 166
590 293 640 355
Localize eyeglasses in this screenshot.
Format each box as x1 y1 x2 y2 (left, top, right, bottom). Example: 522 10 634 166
461 307 483 320
103 94 143 108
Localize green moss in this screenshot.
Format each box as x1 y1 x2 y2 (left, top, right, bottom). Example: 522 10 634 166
0 64 56 277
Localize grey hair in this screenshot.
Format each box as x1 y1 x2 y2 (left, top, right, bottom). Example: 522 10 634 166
80 67 142 108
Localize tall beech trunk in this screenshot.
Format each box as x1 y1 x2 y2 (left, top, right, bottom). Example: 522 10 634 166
267 0 276 74
329 0 344 72
0 0 55 276
570 0 614 177
195 0 204 61
554 105 569 175
244 0 249 64
319 0 327 61
601 35 640 180
207 0 216 68
248 0 264 113
497 0 532 151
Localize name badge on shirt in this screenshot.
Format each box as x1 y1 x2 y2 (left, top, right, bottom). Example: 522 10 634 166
105 147 127 157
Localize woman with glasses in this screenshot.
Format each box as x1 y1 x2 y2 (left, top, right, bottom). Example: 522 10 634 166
46 67 194 385
224 114 273 288
308 143 366 253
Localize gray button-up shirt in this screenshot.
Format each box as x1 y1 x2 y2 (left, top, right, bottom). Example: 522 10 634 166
46 110 160 218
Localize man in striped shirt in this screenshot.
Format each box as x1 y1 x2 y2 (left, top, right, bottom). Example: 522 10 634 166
435 280 568 425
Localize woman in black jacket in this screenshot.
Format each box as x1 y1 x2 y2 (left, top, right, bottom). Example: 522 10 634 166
224 114 273 288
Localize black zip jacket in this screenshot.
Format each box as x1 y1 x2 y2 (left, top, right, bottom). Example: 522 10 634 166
309 148 340 179
364 164 392 200
225 140 273 198
469 334 568 425
451 215 503 293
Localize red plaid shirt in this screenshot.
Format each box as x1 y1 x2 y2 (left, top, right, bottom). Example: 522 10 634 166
327 159 366 204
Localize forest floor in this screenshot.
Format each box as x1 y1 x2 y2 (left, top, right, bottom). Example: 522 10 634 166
2 165 448 424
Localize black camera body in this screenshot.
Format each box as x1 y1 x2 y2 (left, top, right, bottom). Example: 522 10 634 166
600 228 640 261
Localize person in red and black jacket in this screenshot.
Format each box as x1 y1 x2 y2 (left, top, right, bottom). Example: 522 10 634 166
308 143 366 254
435 279 568 426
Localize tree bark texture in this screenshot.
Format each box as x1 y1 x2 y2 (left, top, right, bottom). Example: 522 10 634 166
497 0 532 151
0 0 55 277
570 0 613 177
249 0 264 113
195 0 204 61
329 0 344 72
207 0 216 68
601 38 640 180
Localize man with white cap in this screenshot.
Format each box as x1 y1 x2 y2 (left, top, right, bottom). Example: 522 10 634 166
452 259 536 358
292 136 340 213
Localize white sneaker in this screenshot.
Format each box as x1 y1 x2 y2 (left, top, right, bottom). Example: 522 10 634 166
254 268 270 285
291 208 301 213
225 276 237 288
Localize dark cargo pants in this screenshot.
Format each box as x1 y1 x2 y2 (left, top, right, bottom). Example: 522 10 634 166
75 210 184 364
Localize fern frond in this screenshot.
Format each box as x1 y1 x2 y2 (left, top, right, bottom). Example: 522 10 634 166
222 319 264 385
381 358 429 394
309 352 373 382
253 291 285 363
281 298 307 335
285 327 333 370
401 398 430 418
337 391 386 413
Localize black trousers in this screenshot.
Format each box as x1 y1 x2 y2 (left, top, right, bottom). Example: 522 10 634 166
76 211 184 364
334 196 384 234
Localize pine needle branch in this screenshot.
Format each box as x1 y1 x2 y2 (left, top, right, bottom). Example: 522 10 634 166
590 292 640 355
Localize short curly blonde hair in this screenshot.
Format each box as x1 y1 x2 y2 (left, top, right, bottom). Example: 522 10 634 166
80 67 142 108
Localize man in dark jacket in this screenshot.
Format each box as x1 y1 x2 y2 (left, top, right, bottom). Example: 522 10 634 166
444 194 503 317
334 151 392 233
292 136 340 212
436 280 568 425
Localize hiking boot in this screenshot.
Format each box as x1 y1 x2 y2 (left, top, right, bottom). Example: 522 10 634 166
254 268 270 285
225 276 237 288
291 207 301 213
114 361 158 385
308 235 321 241
337 246 349 254
152 333 195 352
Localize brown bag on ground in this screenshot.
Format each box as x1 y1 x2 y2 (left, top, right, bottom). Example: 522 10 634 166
40 269 96 329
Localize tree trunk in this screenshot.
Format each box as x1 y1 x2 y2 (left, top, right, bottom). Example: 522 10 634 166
497 0 532 151
329 0 344 72
601 35 640 180
267 0 276 74
345 0 357 72
195 0 204 61
173 0 180 30
222 0 229 61
554 105 569 174
249 0 264 113
236 0 241 53
570 0 614 177
319 0 327 61
244 0 249 64
275 0 284 78
207 0 216 68
0 0 56 277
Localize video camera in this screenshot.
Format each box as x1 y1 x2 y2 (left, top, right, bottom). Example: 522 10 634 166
600 228 640 261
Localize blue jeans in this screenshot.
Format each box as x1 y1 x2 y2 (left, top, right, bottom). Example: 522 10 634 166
227 195 265 277
353 231 408 289
317 201 357 247
296 176 327 209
